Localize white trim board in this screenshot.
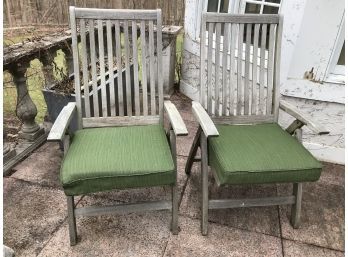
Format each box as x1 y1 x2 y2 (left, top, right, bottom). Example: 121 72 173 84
281 78 345 104
303 143 345 165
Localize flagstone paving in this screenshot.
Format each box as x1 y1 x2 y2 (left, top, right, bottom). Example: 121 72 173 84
4 92 344 257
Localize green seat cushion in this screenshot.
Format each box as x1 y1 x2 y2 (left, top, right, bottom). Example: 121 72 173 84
208 123 322 185
60 125 175 196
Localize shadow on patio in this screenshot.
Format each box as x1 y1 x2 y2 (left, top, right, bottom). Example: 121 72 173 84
3 92 344 257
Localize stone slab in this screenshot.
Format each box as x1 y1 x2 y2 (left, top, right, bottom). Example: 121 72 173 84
283 239 344 257
38 196 172 257
11 142 63 188
278 180 344 251
180 167 281 236
163 216 283 257
3 178 68 257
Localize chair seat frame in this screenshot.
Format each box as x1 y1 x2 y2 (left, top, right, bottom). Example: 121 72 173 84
47 7 188 245
185 12 329 235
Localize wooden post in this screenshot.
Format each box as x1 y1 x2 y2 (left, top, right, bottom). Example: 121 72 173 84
8 63 44 141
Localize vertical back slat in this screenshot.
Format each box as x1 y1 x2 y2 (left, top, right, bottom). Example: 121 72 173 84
207 22 214 115
80 19 91 118
97 19 107 117
157 10 164 121
132 20 140 116
200 15 207 109
200 14 281 120
106 20 116 116
70 7 82 128
266 24 276 115
149 21 156 115
221 23 229 116
140 21 148 116
89 19 99 117
229 23 237 116
237 23 244 115
214 23 221 116
244 23 252 115
115 20 124 116
273 16 283 121
149 20 156 115
259 24 267 114
251 23 260 115
124 20 132 116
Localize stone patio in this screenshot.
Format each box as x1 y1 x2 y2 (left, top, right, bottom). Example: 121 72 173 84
4 92 345 257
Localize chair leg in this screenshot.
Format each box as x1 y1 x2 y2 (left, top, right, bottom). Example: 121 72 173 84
200 133 209 235
171 185 179 234
291 183 302 228
67 196 77 246
185 127 201 175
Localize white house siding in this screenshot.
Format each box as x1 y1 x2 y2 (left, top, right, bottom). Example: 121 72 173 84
180 0 345 164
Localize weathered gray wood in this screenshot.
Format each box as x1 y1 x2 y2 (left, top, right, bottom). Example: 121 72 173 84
201 133 209 235
156 10 164 123
244 23 252 115
169 130 178 235
222 23 229 115
124 20 132 116
229 23 237 116
266 24 276 115
259 24 267 114
98 19 107 117
140 21 148 116
212 114 274 125
132 21 140 116
106 20 116 116
279 100 329 135
67 196 77 246
80 19 91 118
164 100 188 136
75 200 172 217
207 22 214 114
214 22 221 116
192 101 219 137
185 127 201 175
115 20 124 116
251 23 260 115
237 23 244 115
47 102 76 141
273 15 283 120
75 8 158 20
89 18 99 117
82 116 160 128
203 13 280 23
149 20 156 115
70 7 82 128
285 119 304 135
200 14 207 108
291 182 302 229
209 196 295 209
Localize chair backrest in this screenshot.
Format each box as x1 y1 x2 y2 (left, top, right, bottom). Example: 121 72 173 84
200 13 283 123
69 7 163 129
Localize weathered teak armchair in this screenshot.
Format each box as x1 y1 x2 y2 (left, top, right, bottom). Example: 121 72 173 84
47 7 188 245
185 13 329 235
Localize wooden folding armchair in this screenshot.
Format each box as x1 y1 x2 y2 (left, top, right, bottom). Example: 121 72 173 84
47 7 188 245
185 13 329 235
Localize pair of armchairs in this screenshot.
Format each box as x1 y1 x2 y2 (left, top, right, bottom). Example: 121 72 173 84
48 7 328 245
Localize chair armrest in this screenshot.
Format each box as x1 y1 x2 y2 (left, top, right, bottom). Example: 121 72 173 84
192 101 219 137
279 100 329 135
47 102 77 141
164 100 188 136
